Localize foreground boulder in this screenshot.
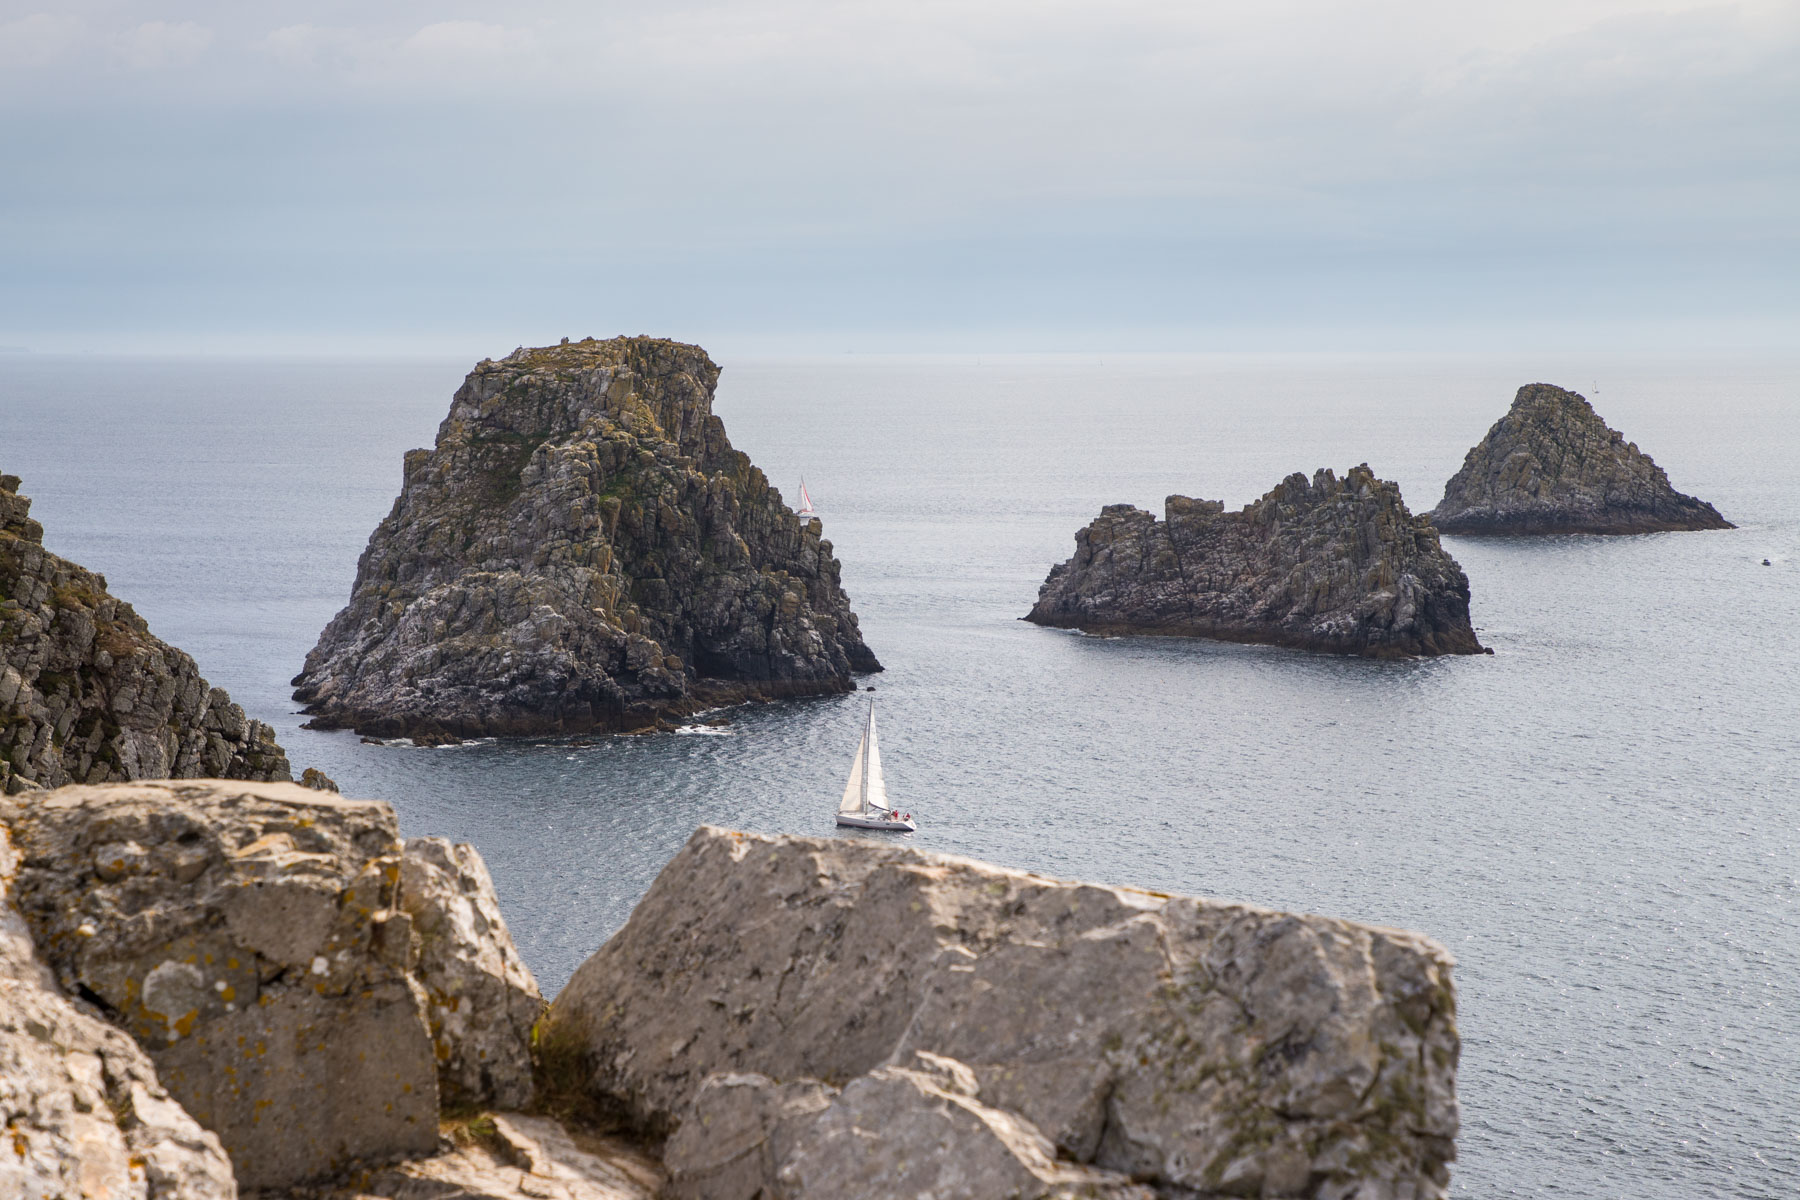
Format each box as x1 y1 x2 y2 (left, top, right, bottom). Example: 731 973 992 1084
549 827 1460 1200
0 781 541 1190
0 823 236 1199
0 472 290 794
1027 465 1485 657
1431 384 1733 535
292 337 880 741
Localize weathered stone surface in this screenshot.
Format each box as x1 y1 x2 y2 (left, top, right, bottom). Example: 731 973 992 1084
665 1061 1153 1200
0 472 290 794
292 337 880 741
1432 383 1734 535
401 837 543 1110
0 824 238 1200
323 1113 663 1200
0 781 440 1189
1027 465 1484 657
551 827 1460 1200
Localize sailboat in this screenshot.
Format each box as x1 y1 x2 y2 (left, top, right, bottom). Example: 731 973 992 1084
796 479 818 520
835 700 916 831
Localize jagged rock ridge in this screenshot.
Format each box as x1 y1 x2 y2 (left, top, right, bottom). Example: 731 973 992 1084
293 337 880 741
1432 383 1733 535
0 473 290 793
1027 464 1486 657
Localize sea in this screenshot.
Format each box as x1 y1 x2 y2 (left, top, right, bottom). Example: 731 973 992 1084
2 351 1795 1198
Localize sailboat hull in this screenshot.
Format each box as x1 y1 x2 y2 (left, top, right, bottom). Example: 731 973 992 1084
835 812 916 832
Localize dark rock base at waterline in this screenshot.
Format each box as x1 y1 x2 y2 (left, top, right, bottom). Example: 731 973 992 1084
297 675 862 743
1024 613 1492 658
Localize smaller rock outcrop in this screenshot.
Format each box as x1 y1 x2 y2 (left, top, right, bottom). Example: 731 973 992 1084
0 472 291 793
1027 465 1485 657
0 824 237 1200
0 781 540 1190
1432 384 1733 535
548 826 1460 1200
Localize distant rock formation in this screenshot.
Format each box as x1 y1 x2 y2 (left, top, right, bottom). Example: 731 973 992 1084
293 337 880 741
547 826 1461 1200
0 472 291 793
1026 464 1486 657
1432 383 1733 535
0 780 542 1190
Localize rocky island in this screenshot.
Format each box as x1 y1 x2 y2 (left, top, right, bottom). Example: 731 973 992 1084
1027 464 1486 657
1 472 291 793
0 784 1461 1200
1431 383 1733 535
293 337 880 742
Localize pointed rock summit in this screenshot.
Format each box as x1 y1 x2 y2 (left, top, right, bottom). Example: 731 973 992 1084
1027 465 1485 657
293 337 880 741
1432 383 1732 535
0 472 291 792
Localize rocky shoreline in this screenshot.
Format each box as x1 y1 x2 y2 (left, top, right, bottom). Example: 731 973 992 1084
1028 464 1487 657
1 473 292 793
1432 383 1733 535
292 337 880 742
0 782 1461 1199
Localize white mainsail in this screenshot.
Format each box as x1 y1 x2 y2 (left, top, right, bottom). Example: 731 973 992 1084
837 703 888 815
797 479 817 517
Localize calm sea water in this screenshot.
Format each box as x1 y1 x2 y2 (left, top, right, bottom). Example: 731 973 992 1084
2 352 1795 1198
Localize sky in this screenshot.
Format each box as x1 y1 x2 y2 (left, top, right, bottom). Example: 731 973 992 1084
1 0 1795 354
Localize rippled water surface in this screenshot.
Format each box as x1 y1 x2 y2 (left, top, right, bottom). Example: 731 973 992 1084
3 352 1796 1197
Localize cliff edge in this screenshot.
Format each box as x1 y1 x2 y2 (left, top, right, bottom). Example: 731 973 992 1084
1431 383 1733 535
0 472 290 792
549 826 1460 1200
293 337 880 741
1027 464 1485 657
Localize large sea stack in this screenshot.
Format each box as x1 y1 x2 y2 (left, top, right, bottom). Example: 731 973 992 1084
1027 464 1485 657
1431 383 1733 535
0 473 290 792
293 337 880 740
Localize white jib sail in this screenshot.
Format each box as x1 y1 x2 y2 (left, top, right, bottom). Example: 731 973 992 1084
838 727 866 814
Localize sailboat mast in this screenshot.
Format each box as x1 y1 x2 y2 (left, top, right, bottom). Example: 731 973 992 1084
860 700 873 812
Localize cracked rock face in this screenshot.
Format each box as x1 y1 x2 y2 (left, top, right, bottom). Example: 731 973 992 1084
1027 464 1485 657
0 473 290 794
292 337 880 741
551 827 1461 1200
0 781 446 1189
1431 384 1734 535
0 824 237 1200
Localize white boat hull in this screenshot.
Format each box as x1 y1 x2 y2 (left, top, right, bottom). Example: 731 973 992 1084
835 812 916 832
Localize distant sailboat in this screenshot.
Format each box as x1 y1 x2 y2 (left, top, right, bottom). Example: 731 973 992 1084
835 700 915 832
796 479 818 520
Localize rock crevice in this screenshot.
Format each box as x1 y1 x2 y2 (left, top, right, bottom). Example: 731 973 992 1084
292 337 880 741
1027 465 1485 657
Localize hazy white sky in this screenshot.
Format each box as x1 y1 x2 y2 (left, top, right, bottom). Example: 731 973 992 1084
2 1 1794 352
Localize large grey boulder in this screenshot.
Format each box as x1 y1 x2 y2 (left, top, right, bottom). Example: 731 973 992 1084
292 337 880 742
550 827 1460 1200
0 472 290 794
401 836 543 1110
1432 383 1733 535
0 781 443 1189
0 824 236 1199
1027 466 1485 658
